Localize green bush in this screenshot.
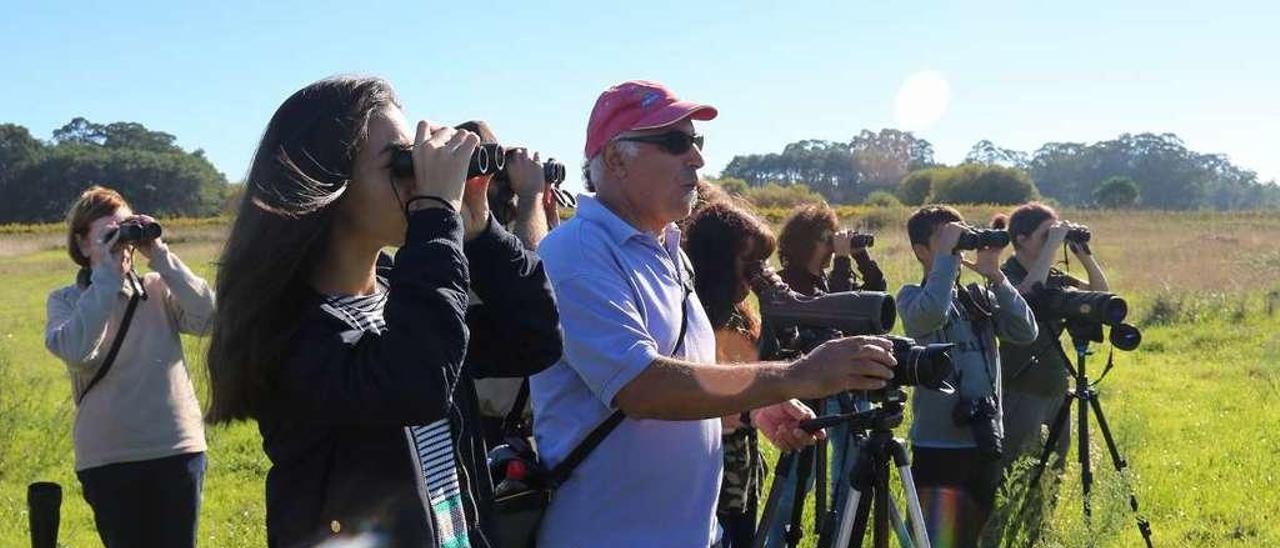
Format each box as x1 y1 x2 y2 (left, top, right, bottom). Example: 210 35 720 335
864 190 902 207
926 164 1040 205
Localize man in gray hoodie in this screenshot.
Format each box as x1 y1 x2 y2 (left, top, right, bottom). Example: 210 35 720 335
896 205 1038 547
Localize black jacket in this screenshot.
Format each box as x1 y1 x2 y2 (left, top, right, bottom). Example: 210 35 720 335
258 209 562 547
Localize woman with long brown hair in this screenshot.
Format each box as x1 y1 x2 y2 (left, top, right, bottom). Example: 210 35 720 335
205 76 561 547
682 195 778 547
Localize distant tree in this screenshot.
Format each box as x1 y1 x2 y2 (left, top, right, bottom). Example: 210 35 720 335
1 118 229 223
1093 176 1140 208
864 190 902 207
849 129 936 196
964 139 1027 167
52 117 106 146
927 164 1039 205
1 124 44 175
897 167 945 205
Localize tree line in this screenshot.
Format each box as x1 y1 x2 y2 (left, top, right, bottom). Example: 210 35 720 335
0 119 231 224
720 129 1280 209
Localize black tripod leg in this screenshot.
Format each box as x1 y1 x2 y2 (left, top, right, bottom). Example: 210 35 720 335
753 451 797 548
786 446 815 547
1079 387 1093 521
873 449 890 548
1087 396 1154 547
816 435 828 536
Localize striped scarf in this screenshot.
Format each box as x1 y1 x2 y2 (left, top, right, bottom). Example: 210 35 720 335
322 284 471 548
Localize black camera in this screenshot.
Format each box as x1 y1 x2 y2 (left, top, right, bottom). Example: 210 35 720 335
834 232 874 248
391 143 506 180
1032 285 1142 351
953 395 1003 460
102 217 161 244
954 228 1010 252
749 264 896 337
883 335 955 391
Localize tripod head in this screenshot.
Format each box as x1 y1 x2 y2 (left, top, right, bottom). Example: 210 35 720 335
798 389 907 434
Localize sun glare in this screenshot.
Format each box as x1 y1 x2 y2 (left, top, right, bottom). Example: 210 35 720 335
894 70 951 131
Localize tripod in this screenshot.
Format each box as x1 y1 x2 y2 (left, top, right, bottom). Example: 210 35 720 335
1025 333 1154 547
754 394 930 548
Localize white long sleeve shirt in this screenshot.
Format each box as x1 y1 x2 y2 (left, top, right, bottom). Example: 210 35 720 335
45 249 212 471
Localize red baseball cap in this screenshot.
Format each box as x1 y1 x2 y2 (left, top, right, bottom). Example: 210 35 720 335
584 80 718 158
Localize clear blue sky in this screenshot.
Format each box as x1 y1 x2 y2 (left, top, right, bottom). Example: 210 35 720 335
3 0 1277 193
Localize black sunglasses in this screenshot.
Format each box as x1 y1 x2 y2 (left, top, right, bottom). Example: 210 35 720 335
614 131 704 155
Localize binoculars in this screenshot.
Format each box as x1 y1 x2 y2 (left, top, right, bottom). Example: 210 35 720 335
102 217 162 245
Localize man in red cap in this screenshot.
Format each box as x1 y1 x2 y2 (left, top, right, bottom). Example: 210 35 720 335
529 80 898 546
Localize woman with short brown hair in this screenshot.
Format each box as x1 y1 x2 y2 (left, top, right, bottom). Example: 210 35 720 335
45 185 214 547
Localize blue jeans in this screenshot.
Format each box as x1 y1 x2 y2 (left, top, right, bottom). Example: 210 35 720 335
762 396 864 547
77 452 206 548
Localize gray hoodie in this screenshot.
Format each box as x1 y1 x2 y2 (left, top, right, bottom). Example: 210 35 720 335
896 253 1038 448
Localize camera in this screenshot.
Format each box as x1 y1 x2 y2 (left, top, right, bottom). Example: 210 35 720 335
1031 284 1142 351
748 263 896 337
391 143 507 180
954 228 1010 251
102 217 162 244
952 396 1003 460
834 232 874 248
883 335 955 392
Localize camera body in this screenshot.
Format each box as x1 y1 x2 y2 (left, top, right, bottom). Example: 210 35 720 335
954 228 1010 251
883 335 955 391
103 217 162 244
952 395 1003 460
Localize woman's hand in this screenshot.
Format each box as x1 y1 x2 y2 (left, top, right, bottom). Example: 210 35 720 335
88 221 131 279
460 176 491 241
130 215 169 261
408 122 480 212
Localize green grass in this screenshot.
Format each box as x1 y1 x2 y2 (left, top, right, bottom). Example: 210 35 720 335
1 209 1278 546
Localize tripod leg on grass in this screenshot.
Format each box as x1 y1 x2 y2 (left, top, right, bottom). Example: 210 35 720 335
890 439 929 548
786 446 815 547
1078 387 1093 522
753 451 797 548
1087 396 1155 548
1028 393 1074 488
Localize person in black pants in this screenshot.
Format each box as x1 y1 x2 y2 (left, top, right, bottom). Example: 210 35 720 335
205 77 561 547
46 186 215 548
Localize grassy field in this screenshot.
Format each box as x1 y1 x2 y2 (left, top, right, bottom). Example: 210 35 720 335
1 207 1277 547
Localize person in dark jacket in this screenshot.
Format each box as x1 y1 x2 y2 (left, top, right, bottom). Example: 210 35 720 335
205 76 561 548
992 203 1111 470
759 201 890 546
777 202 886 296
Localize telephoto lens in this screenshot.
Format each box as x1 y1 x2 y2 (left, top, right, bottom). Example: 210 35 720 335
884 335 955 391
954 228 1010 251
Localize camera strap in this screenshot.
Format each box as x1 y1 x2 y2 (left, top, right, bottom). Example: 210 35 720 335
76 272 146 406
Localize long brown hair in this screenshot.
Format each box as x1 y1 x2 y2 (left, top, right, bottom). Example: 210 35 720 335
683 197 776 334
205 76 400 423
